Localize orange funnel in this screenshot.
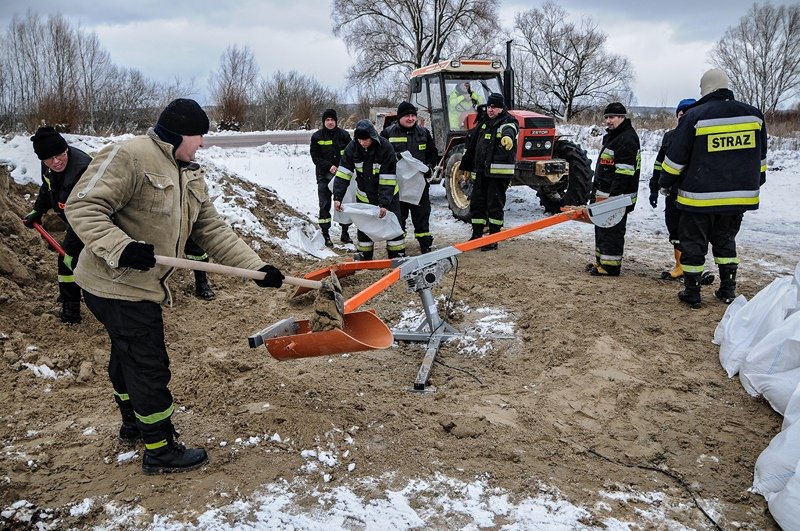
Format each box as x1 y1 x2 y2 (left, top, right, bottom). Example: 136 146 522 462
265 310 393 360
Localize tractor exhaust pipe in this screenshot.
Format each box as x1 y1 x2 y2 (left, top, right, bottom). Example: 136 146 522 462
504 39 515 110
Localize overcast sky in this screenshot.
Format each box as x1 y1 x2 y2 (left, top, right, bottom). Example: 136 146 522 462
0 0 773 109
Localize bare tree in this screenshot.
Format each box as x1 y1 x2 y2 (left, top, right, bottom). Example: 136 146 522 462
208 45 260 130
512 1 635 121
710 3 800 113
258 70 339 130
76 31 112 133
332 0 502 92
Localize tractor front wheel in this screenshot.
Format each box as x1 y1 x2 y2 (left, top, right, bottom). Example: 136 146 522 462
443 146 472 222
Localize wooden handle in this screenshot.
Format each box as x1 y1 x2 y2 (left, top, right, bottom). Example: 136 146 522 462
154 255 322 289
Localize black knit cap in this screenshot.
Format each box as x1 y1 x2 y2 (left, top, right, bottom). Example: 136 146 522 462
397 101 417 119
322 108 337 123
30 126 68 160
603 102 628 117
157 98 209 136
487 93 505 108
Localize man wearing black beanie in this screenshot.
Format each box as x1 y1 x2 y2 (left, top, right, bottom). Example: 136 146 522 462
23 127 92 324
310 108 352 247
380 101 438 254
66 98 285 475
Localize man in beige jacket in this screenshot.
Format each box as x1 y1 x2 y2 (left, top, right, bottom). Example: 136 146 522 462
66 99 284 474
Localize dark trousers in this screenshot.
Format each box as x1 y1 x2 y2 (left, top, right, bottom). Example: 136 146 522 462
317 176 334 228
594 211 629 274
84 291 173 445
183 237 207 261
678 211 743 269
355 196 405 257
58 229 83 303
400 182 432 246
665 193 681 248
470 173 510 232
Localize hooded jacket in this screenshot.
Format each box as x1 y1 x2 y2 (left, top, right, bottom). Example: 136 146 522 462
332 120 398 208
660 88 767 214
593 118 641 211
66 129 266 305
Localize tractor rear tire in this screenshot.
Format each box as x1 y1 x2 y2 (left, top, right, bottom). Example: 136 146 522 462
554 139 593 208
443 145 472 222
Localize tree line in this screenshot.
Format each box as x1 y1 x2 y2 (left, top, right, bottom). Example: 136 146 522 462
1 3 798 134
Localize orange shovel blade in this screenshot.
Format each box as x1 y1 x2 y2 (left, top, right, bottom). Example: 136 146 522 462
265 310 393 360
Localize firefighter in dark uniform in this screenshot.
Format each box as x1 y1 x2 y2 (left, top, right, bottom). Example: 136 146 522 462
23 127 92 324
333 119 405 260
380 101 438 254
661 68 767 308
649 98 696 279
588 102 641 276
460 92 518 251
310 108 352 247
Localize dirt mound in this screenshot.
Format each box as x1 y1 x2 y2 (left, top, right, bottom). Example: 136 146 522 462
0 164 782 529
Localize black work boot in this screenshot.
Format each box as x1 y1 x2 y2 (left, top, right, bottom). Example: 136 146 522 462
418 236 433 254
142 425 208 475
354 250 373 261
321 227 333 248
340 224 352 244
387 249 406 259
469 224 484 241
60 301 81 324
678 272 702 309
194 271 215 300
714 265 738 304
118 407 141 445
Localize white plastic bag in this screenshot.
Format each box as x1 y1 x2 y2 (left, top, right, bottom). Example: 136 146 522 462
738 310 800 403
716 276 797 378
287 226 336 259
328 176 357 225
767 457 800 531
752 415 800 497
396 151 429 206
340 203 403 242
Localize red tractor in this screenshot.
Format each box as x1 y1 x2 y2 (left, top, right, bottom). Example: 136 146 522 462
396 47 592 220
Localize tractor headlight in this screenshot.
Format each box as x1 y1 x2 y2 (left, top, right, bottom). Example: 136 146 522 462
545 141 552 149
524 140 533 150
450 59 461 68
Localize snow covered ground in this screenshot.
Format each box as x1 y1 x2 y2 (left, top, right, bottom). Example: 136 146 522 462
1 127 799 529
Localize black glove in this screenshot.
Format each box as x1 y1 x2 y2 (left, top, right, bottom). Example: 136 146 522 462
255 264 284 288
23 210 42 229
649 193 658 208
118 242 156 270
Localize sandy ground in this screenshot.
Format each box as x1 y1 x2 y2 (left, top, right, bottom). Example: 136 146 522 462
0 165 783 529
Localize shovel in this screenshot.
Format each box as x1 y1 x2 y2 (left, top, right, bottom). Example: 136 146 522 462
154 255 345 329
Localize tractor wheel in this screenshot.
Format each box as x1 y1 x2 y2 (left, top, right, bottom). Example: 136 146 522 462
554 139 593 208
443 146 472 222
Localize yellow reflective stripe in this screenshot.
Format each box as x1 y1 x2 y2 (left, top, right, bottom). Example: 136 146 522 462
335 170 352 181
414 231 431 238
114 391 130 401
317 140 333 145
489 163 515 175
378 179 395 186
677 196 759 207
615 168 635 176
761 164 767 172
683 264 704 273
318 217 332 224
386 243 405 251
418 144 426 150
471 218 487 225
714 256 740 265
599 153 613 162
653 162 662 171
488 218 504 226
185 253 208 261
388 137 407 143
355 191 369 202
145 439 168 450
695 121 762 136
135 404 174 425
484 133 492 139
58 274 75 283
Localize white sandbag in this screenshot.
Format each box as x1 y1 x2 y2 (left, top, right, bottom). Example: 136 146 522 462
328 176 357 225
767 457 800 531
340 203 403 242
738 310 800 399
713 295 747 346
744 367 800 416
287 226 336 259
716 276 797 378
396 151 429 206
752 418 800 497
